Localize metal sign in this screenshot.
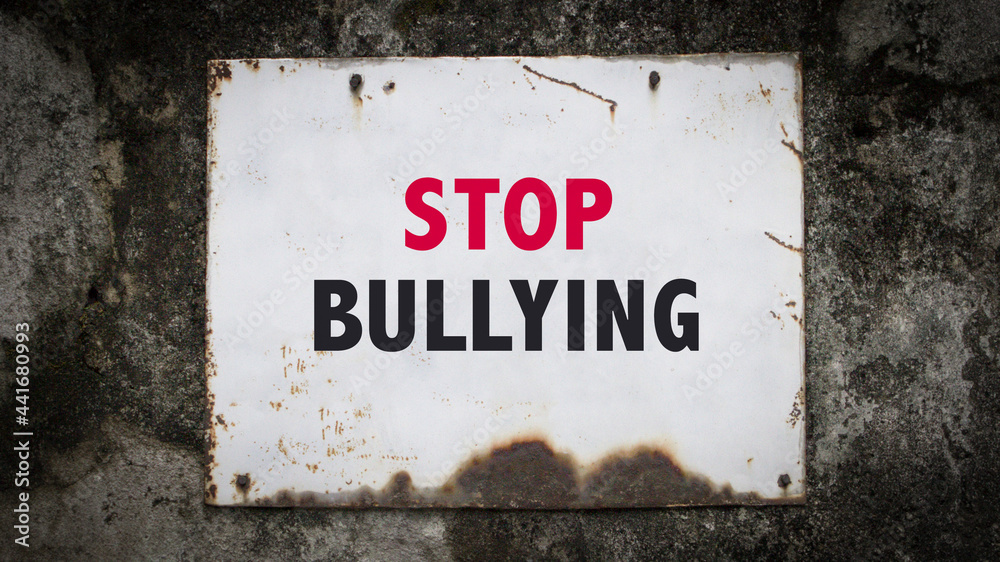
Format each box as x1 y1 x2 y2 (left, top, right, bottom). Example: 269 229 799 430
205 55 804 507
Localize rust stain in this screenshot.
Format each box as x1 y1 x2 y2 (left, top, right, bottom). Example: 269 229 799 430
583 446 744 507
764 231 803 254
204 377 219 503
277 438 293 460
204 452 216 491
233 473 252 503
759 82 772 101
205 355 218 484
446 440 577 508
248 438 802 508
207 60 232 96
352 94 364 129
521 64 618 114
787 389 804 428
781 139 803 164
778 473 792 489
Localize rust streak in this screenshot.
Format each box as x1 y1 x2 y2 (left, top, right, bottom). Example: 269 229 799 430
765 231 803 254
522 65 617 112
780 139 803 163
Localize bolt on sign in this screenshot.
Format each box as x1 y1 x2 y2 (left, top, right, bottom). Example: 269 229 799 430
205 55 805 507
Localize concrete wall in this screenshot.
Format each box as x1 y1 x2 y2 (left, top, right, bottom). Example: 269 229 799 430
1 0 998 558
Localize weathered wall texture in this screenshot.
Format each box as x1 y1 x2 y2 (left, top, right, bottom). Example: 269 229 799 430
1 0 998 559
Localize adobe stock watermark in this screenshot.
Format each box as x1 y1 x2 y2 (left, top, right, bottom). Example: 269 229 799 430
741 448 802 495
384 75 496 188
427 407 516 487
556 241 677 365
518 118 624 228
219 233 339 352
211 106 295 190
681 294 798 402
715 123 792 202
349 279 469 392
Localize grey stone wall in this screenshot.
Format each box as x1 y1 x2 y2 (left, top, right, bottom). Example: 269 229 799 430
1 0 998 559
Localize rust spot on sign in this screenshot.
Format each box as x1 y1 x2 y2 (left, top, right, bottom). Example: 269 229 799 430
448 440 577 508
787 389 804 428
207 61 232 95
759 82 772 101
777 473 792 488
583 446 741 507
233 473 252 503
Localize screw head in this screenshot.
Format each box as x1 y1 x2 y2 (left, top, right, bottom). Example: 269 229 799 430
649 70 660 89
349 73 363 91
777 473 792 488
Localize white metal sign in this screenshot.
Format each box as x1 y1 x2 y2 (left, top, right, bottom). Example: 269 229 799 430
205 55 804 507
